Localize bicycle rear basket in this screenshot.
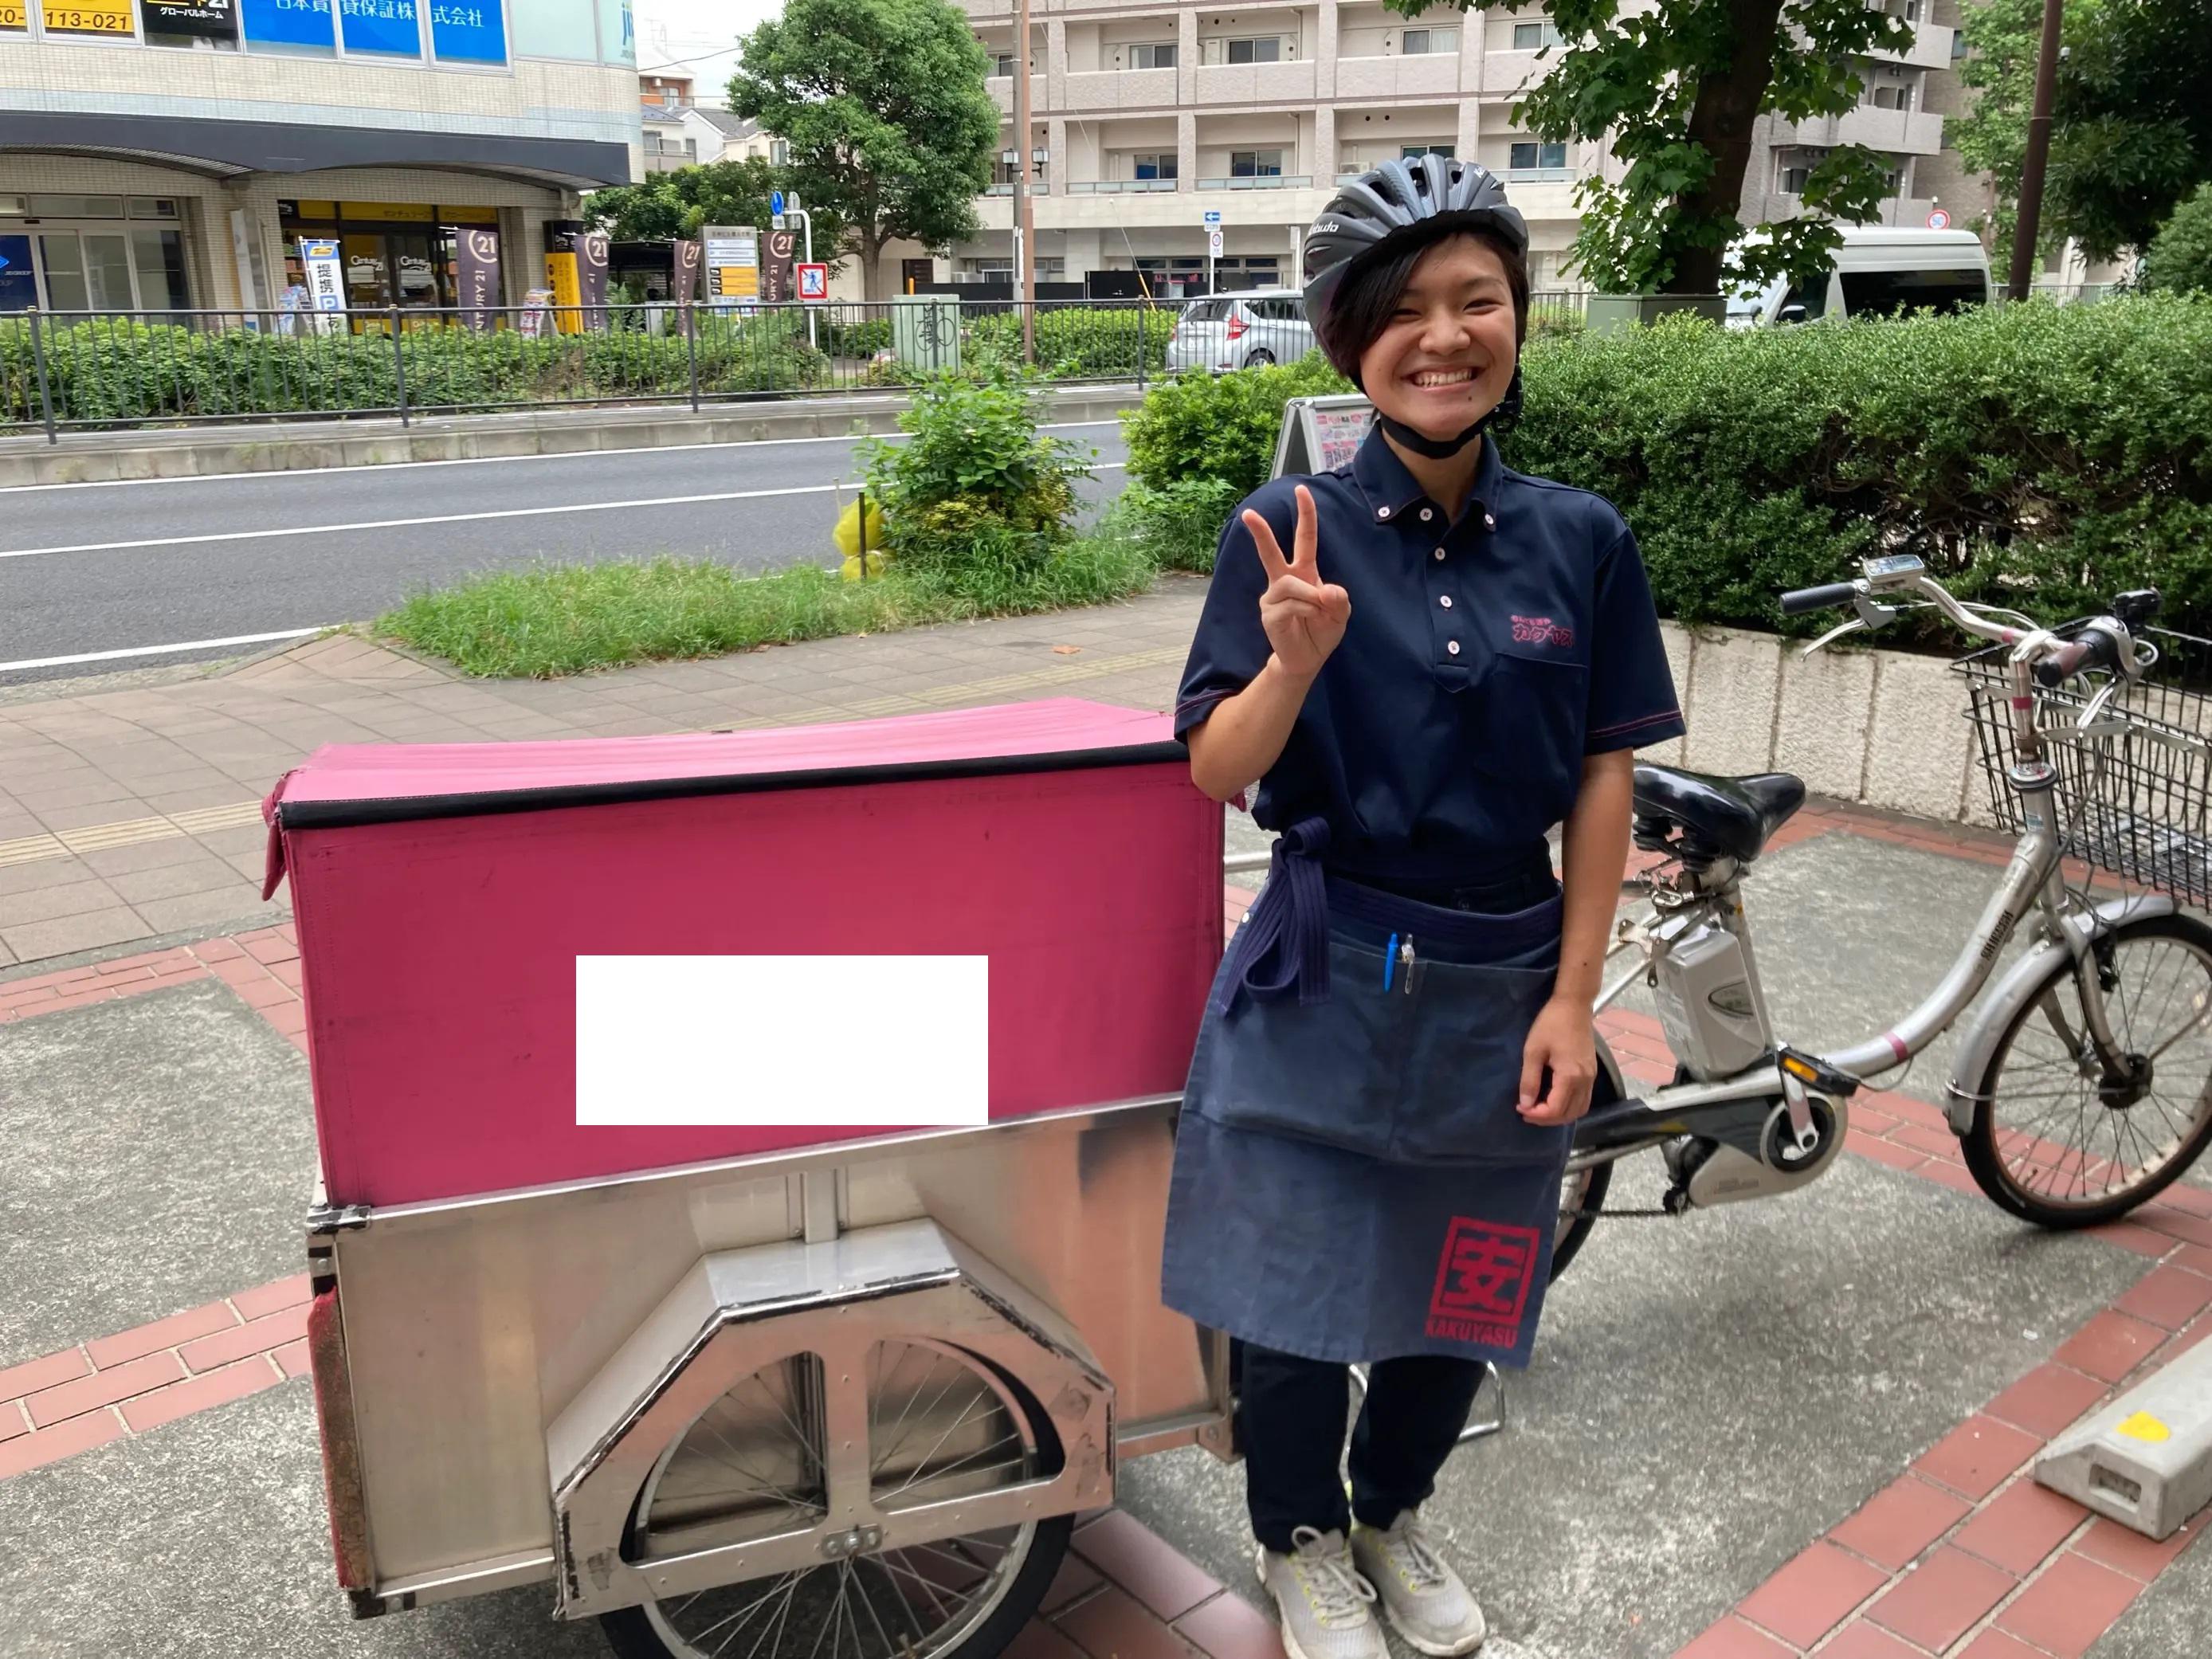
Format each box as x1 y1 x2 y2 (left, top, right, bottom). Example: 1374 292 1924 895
1957 626 2212 907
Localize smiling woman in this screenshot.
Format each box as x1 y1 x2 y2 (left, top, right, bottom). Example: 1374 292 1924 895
1163 154 1685 1659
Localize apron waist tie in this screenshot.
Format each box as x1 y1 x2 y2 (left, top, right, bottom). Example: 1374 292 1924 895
1212 816 1332 1014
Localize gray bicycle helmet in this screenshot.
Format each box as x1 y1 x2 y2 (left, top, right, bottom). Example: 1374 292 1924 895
1303 155 1529 455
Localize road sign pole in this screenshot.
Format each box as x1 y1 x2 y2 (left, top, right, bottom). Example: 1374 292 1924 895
798 208 816 351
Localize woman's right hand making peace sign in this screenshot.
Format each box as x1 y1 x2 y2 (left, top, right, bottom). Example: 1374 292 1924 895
1245 484 1351 681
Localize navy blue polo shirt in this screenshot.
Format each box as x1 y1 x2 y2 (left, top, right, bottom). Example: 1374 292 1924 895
1175 425 1686 887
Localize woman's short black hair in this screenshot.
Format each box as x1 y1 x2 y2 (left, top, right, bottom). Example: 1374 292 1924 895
1316 223 1530 383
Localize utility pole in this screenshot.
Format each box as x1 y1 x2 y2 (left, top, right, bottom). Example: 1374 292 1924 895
1013 0 1037 364
2007 0 2065 304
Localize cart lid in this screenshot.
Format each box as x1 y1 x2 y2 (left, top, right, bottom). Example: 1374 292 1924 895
261 698 1182 890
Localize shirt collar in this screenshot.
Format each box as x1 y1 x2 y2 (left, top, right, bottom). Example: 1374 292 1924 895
1350 422 1505 529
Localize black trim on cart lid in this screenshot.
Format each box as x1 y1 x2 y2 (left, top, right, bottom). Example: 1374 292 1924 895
273 739 1194 833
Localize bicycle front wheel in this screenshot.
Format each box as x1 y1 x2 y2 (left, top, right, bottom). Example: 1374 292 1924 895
1960 912 2212 1227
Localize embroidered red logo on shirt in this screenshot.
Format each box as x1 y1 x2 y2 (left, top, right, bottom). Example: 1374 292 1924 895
1510 615 1575 649
1425 1218 1539 1347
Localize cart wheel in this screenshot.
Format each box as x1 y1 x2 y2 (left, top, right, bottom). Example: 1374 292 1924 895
598 1341 1073 1659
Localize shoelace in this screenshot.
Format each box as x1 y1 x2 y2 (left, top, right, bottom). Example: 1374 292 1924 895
1379 1520 1452 1594
1288 1527 1378 1627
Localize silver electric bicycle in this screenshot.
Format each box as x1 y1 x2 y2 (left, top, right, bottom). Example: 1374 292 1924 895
1551 555 2212 1277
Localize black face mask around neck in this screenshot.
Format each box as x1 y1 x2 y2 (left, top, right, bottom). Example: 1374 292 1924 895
1369 367 1524 459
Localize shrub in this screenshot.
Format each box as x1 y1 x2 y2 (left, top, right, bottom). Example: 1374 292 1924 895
1115 477 1245 575
2142 184 2212 298
1506 295 2212 641
861 366 1095 578
1121 354 1352 497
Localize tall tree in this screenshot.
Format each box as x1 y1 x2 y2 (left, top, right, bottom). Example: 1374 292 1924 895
728 0 1001 301
1954 0 2212 265
1398 0 1916 299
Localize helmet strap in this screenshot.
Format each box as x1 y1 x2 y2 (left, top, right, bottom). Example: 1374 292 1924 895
1374 409 1491 458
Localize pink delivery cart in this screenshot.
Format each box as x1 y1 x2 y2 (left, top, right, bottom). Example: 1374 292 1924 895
264 699 1239 1659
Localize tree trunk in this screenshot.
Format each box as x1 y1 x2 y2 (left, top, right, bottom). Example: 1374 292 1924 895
1669 0 1788 294
858 229 887 302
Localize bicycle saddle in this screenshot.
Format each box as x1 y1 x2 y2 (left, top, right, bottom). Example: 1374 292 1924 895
1632 764 1806 865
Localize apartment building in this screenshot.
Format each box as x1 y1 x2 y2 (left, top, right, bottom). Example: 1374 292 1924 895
894 0 1990 301
1739 0 1959 231
0 0 641 314
913 0 1606 299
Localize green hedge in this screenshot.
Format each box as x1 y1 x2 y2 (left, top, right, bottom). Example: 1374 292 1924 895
964 307 1170 378
0 312 827 424
1121 298 2212 638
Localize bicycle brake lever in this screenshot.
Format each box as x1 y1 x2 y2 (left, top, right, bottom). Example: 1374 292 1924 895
1799 616 1868 657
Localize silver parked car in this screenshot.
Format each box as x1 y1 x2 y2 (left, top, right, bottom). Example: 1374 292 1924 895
1165 289 1316 374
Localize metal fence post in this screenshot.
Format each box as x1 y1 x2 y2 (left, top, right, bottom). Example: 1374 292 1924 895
857 487 869 582
26 308 58 445
686 302 700 413
390 306 410 427
1135 304 1147 392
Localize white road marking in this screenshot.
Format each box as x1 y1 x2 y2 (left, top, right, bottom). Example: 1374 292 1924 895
0 628 324 675
0 421 1129 496
0 465 1126 561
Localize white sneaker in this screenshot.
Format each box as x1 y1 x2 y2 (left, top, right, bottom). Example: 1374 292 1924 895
1350 1511 1488 1656
1256 1526 1386 1659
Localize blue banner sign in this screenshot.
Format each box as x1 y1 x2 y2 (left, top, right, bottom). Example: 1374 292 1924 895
241 0 331 46
428 0 501 61
339 0 420 56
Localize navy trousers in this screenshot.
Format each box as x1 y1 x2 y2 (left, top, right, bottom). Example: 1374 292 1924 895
1240 1343 1487 1552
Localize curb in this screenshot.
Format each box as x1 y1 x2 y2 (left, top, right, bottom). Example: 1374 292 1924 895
0 385 1147 488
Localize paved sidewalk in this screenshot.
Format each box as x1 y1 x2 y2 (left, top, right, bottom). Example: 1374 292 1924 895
0 582 1205 972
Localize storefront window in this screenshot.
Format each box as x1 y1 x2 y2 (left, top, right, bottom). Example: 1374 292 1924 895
38 232 137 311
280 204 502 317
0 235 37 311
130 227 190 309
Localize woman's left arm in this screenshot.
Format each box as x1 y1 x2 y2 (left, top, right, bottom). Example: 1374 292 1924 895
1517 747 1634 1125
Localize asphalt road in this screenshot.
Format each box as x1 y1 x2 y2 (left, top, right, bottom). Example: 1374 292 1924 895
0 422 1131 685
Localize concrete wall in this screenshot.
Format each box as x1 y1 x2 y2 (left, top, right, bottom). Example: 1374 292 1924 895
1657 622 2006 829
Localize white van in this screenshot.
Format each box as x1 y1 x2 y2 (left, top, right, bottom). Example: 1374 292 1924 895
1725 226 1991 327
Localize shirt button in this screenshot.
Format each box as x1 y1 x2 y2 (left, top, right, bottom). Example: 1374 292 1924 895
1419 508 1433 521
1484 512 1497 530
1378 506 1391 520
1447 640 1461 657
1439 595 1453 609
1433 547 1445 561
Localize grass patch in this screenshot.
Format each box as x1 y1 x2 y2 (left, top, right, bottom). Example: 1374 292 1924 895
375 517 1159 679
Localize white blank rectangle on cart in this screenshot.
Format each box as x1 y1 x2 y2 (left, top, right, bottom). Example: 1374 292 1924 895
575 956 989 1128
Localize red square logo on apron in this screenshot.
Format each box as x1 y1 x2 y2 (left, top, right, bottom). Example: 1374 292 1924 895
1424 1217 1539 1347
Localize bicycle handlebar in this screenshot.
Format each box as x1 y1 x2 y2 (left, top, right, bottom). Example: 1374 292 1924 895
2034 624 2128 688
1779 582 1859 617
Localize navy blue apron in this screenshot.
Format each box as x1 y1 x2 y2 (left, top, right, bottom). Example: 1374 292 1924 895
1162 818 1572 1368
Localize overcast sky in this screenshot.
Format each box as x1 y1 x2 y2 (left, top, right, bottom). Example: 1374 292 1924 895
634 0 783 98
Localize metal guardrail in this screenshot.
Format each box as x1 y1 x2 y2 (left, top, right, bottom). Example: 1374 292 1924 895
0 298 1180 441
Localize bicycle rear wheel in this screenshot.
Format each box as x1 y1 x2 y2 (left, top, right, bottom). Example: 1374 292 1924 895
1959 912 2212 1227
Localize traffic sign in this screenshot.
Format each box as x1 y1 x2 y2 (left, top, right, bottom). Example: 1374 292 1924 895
771 189 785 217
1927 207 1951 229
771 213 786 231
798 263 830 302
1208 229 1224 257
1203 210 1222 226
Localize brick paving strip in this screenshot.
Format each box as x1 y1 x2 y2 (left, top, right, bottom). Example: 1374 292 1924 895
6 806 2212 1657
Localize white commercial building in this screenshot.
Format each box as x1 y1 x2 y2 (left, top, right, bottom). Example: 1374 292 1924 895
1 0 641 314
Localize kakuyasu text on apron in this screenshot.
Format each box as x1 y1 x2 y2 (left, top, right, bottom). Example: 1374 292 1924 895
1163 818 1572 1367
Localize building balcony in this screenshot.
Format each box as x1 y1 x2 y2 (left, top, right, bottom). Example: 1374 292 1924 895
1062 67 1179 110
1066 178 1182 194
1776 107 1943 155
1197 175 1312 191
1470 48 1552 97
1869 16 1955 69
1768 193 1945 229
1333 53 1464 100
1193 60 1319 104
642 151 696 174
